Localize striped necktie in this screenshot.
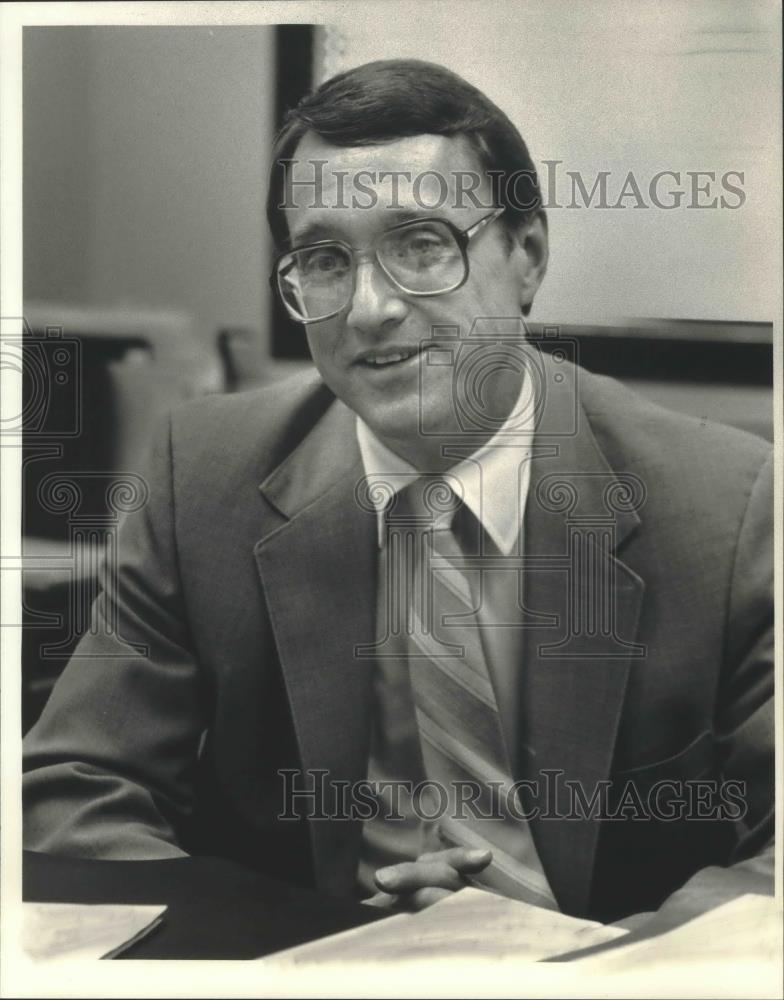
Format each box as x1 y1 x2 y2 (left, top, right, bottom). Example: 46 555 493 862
390 476 558 909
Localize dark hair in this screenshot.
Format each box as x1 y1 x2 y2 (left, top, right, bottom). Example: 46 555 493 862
265 58 543 250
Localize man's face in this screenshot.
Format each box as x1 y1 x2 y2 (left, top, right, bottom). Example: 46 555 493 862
282 133 546 463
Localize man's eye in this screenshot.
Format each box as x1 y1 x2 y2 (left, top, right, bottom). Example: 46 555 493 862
300 248 349 275
403 232 446 253
392 230 451 265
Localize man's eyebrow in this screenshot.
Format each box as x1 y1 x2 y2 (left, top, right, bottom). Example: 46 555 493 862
288 220 337 248
384 207 451 226
288 208 452 249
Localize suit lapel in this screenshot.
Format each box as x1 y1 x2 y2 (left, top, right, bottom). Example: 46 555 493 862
520 355 646 916
254 396 378 896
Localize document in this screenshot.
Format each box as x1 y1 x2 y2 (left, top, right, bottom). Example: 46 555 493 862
265 887 629 965
573 893 782 971
21 902 166 962
260 890 782 1000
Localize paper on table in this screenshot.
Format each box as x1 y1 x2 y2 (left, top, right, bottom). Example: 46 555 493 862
22 902 166 961
572 893 782 971
264 887 629 965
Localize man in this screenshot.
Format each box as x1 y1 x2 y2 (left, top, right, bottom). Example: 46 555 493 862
23 59 774 924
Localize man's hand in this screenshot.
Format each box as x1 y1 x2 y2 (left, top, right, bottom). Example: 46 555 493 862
364 847 492 911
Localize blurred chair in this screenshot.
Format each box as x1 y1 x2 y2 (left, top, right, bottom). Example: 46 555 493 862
217 327 269 392
217 325 312 393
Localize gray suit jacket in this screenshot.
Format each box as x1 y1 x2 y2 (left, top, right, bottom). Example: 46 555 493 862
23 355 774 922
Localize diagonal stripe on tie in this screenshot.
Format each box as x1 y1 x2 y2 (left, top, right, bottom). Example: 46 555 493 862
412 671 503 763
438 817 558 906
408 617 496 705
413 712 555 902
415 706 511 790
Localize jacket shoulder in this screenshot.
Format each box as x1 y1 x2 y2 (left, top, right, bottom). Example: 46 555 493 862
167 367 333 483
578 366 771 515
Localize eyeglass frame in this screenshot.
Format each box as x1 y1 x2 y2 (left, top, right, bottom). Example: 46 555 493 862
269 206 506 324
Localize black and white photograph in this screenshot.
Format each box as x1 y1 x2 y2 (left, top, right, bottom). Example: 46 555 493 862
0 1 781 996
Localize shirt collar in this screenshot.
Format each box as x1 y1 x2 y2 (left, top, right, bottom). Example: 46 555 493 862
355 373 535 556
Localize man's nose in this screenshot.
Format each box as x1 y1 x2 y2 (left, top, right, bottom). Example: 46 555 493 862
345 259 407 334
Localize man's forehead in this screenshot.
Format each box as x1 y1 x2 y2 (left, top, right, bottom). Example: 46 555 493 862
291 131 470 176
284 131 494 219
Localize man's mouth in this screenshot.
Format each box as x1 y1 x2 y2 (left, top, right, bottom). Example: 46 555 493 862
355 345 424 368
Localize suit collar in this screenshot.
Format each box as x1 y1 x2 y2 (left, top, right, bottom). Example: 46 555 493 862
355 371 537 555
258 353 642 550
259 393 361 520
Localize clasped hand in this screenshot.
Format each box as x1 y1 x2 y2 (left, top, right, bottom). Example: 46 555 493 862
363 846 492 912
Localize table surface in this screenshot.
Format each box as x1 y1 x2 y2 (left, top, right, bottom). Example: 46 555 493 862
22 851 388 960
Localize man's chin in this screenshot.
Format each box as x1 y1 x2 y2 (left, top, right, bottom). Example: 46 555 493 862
361 412 425 458
361 406 472 470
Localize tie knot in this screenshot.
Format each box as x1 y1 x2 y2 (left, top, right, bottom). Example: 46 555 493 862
386 475 464 532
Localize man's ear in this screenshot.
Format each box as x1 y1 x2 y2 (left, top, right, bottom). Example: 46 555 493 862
512 210 549 313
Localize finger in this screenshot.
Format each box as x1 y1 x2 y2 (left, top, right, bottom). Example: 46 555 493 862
362 890 401 910
409 886 453 911
439 846 494 873
417 846 492 871
374 858 466 894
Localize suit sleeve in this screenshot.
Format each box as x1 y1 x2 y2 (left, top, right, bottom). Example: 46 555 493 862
625 448 775 927
23 414 206 859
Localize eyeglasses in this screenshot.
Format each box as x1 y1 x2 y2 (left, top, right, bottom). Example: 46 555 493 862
271 207 505 324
